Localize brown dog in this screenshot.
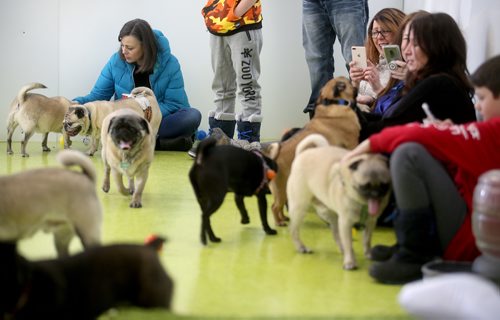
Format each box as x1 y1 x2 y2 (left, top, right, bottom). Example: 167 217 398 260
7 83 73 157
263 76 361 226
63 87 161 156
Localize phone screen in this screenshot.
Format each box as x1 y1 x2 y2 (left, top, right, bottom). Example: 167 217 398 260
383 45 402 63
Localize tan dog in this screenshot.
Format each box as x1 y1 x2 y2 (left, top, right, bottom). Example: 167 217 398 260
63 87 161 156
101 109 155 208
287 134 391 270
263 76 361 226
7 83 73 157
0 149 102 257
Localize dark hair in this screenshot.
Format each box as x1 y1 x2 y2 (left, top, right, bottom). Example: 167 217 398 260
118 19 158 73
470 55 500 98
365 8 406 64
377 11 429 98
404 13 473 96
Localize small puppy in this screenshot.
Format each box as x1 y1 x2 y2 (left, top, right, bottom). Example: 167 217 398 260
7 82 73 157
0 239 173 319
263 76 361 226
63 87 161 156
287 134 391 270
0 149 102 257
101 109 155 208
189 137 278 245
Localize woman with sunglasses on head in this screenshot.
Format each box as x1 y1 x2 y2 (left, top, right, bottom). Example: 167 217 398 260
349 8 406 108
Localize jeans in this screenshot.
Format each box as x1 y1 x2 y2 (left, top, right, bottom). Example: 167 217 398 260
302 0 368 111
390 143 467 249
157 107 202 139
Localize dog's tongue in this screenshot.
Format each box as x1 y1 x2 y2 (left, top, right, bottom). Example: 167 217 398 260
368 199 380 216
119 141 132 150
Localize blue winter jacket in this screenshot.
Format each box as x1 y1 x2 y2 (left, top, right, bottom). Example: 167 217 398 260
74 30 190 117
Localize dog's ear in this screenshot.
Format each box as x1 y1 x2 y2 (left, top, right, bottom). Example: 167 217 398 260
348 158 364 171
107 118 115 134
140 118 150 135
333 81 347 97
75 107 86 119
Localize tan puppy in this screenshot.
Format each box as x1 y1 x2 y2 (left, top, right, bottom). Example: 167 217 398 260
287 134 391 270
63 87 161 156
263 76 361 226
7 82 73 157
101 109 155 208
0 149 102 257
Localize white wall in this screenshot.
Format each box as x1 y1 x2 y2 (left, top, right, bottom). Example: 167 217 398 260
4 0 498 143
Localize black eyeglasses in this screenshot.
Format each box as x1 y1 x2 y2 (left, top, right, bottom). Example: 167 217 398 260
371 30 392 38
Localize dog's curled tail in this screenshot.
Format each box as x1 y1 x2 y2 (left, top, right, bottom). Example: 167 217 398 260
195 137 217 165
17 82 47 104
295 133 329 157
56 149 97 184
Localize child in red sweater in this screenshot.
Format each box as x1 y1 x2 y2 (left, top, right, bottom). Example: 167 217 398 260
343 54 500 284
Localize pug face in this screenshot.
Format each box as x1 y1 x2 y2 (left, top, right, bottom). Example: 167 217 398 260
107 114 150 151
347 154 391 201
63 106 90 137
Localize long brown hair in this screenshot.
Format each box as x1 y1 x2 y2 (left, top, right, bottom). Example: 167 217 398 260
118 19 158 73
365 8 406 65
377 11 429 98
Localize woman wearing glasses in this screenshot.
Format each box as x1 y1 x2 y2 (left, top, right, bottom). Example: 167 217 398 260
349 8 406 107
356 12 477 142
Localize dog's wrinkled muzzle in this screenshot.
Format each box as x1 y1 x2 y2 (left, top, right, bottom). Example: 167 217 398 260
63 122 81 137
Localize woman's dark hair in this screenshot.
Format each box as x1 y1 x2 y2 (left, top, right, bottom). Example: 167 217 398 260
470 55 500 98
377 11 429 98
404 12 473 96
118 19 158 73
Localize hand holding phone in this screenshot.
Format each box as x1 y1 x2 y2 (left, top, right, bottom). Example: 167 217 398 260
383 45 402 71
351 46 367 69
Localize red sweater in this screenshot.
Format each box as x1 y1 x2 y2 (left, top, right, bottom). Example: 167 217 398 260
369 117 500 261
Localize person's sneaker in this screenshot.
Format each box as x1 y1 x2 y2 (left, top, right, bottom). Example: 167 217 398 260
370 244 399 262
188 128 233 158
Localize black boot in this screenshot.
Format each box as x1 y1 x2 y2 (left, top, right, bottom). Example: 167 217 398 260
370 243 399 262
236 121 261 143
208 117 236 139
369 208 440 284
156 135 194 151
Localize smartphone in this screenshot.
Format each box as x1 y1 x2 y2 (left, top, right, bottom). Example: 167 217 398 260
351 46 367 69
383 45 402 70
421 103 437 121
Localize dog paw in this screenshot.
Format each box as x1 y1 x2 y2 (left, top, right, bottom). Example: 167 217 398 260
102 185 110 193
129 201 142 208
276 221 288 227
343 262 358 270
22 153 29 157
42 146 51 152
299 247 313 254
265 228 277 235
209 236 221 243
241 217 250 224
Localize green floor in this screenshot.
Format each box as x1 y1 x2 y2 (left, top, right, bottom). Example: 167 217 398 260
1 140 411 319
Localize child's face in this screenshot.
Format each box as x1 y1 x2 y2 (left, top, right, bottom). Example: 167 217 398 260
474 86 500 121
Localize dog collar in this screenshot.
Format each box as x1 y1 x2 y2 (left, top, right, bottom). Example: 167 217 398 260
321 98 350 107
252 150 275 195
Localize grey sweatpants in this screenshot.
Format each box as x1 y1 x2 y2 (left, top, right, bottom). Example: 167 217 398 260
390 143 468 250
209 29 263 123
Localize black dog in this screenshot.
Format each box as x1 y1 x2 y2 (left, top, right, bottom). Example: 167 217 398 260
0 239 173 320
189 137 278 245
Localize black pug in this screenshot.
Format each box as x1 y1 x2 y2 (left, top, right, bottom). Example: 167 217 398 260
189 137 278 245
0 238 173 320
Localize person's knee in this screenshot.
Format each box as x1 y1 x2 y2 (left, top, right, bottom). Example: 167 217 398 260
390 143 427 175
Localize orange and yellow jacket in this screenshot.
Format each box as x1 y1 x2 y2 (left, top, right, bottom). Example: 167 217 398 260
202 0 262 36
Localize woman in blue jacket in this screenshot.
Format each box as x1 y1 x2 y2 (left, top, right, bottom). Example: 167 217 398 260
73 18 201 151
